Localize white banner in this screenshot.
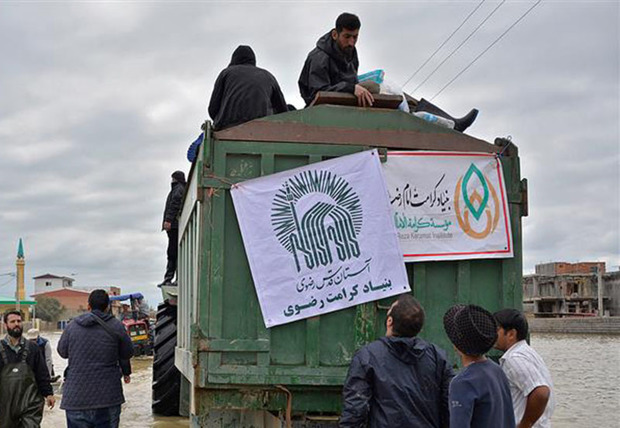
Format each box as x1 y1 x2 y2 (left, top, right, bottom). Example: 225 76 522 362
383 151 513 262
231 150 409 328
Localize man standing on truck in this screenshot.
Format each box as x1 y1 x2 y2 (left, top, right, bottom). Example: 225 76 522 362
160 170 186 286
0 310 55 427
58 289 133 428
339 294 454 427
299 13 479 132
494 309 555 428
208 45 289 131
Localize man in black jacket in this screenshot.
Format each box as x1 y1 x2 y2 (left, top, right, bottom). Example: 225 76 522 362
299 13 374 107
0 310 54 427
339 294 454 428
208 45 288 131
300 13 478 132
160 170 186 286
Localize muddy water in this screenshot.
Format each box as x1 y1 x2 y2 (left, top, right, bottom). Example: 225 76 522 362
41 332 188 428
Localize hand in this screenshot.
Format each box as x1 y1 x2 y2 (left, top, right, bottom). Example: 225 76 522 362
163 221 172 231
45 395 55 409
354 84 374 107
124 375 131 384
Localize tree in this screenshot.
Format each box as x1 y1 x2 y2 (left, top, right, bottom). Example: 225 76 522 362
36 297 64 322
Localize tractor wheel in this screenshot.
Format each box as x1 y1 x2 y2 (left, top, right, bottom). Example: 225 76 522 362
152 301 181 416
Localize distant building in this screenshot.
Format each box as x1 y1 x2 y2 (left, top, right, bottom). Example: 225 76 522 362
31 280 122 320
1 239 37 320
535 262 606 276
524 262 620 317
33 273 75 294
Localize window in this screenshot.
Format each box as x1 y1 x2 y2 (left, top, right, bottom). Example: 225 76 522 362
45 281 52 287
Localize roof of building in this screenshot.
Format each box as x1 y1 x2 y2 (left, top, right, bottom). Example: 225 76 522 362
32 273 75 280
0 296 36 305
31 287 90 297
17 239 24 259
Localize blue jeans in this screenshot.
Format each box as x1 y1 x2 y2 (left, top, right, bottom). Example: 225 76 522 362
66 405 121 428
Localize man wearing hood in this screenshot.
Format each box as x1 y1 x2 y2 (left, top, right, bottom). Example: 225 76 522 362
58 289 133 428
299 13 374 107
299 13 479 132
160 170 186 286
339 294 454 428
208 45 288 131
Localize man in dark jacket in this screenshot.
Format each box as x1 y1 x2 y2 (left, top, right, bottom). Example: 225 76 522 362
339 294 454 428
299 13 374 107
208 45 288 131
160 170 186 286
0 310 54 427
299 13 478 132
58 289 134 428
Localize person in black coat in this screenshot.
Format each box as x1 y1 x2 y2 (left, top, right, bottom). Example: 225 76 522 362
299 13 374 107
208 45 288 131
339 294 454 428
299 13 478 132
160 170 186 286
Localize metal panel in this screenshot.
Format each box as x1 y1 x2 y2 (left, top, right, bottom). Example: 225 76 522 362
182 111 525 415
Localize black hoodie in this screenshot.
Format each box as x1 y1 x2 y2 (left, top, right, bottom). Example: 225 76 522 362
340 336 454 428
208 45 288 131
298 32 360 106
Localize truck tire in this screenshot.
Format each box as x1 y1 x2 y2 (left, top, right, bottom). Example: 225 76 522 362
152 302 180 416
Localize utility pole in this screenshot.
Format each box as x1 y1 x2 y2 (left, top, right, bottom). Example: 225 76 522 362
597 267 604 317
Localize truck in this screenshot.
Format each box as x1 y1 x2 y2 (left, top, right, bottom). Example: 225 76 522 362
151 93 528 426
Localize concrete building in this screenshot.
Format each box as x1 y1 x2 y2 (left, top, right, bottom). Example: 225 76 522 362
535 262 606 276
33 273 75 294
524 262 620 317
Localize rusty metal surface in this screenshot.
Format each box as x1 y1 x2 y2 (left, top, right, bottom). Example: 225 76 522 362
214 121 499 153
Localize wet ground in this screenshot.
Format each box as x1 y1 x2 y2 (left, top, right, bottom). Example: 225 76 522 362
40 331 620 427
41 332 188 428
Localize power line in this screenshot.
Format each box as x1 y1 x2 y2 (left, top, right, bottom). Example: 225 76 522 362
0 278 14 288
412 0 506 95
431 0 543 101
402 0 486 89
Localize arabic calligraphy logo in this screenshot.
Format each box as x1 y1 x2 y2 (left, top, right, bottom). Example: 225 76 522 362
454 163 500 239
271 170 363 272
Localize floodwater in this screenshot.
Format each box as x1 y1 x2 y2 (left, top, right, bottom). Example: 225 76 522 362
40 332 619 427
530 333 620 427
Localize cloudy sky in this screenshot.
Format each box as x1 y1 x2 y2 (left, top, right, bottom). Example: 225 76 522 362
0 1 617 307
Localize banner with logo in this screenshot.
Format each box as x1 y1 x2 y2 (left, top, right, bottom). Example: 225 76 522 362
383 151 513 262
231 150 409 328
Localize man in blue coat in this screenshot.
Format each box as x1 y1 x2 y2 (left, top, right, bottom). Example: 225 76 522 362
58 289 134 428
339 294 454 428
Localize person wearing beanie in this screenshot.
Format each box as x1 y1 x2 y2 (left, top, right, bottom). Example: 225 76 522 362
494 309 555 428
208 45 288 131
160 170 186 286
340 294 454 427
443 304 515 428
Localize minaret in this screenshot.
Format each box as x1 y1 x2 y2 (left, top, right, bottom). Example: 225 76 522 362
16 238 25 302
